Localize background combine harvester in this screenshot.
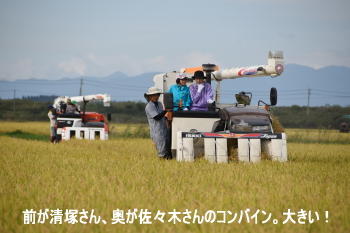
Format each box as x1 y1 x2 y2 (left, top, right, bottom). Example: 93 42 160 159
53 94 111 140
153 51 287 163
338 115 350 133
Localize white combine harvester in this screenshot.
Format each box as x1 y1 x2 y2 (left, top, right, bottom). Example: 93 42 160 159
53 94 111 141
153 51 287 163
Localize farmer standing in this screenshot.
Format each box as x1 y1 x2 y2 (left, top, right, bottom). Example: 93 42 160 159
48 105 58 143
144 87 172 159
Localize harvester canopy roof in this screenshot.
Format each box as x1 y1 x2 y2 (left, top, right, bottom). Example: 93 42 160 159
220 106 270 120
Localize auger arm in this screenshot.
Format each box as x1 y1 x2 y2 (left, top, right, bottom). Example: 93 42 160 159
54 93 111 108
212 51 284 80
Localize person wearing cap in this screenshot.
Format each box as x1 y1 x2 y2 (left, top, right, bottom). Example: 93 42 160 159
168 74 192 111
189 70 214 111
144 87 171 159
58 101 67 114
48 105 58 143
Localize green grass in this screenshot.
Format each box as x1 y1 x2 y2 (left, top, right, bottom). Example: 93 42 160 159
0 122 349 233
0 130 48 142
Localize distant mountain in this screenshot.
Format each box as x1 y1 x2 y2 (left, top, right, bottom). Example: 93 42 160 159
0 64 349 106
0 71 157 102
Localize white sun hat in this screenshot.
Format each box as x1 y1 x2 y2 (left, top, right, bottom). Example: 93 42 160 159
145 86 163 95
178 73 189 80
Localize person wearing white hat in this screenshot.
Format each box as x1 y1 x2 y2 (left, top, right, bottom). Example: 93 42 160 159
66 98 80 114
144 87 171 159
47 105 58 143
168 74 192 111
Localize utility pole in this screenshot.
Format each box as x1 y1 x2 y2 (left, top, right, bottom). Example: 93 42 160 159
307 88 311 116
79 78 83 96
13 89 16 113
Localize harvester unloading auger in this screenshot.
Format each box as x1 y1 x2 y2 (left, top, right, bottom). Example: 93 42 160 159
153 51 287 163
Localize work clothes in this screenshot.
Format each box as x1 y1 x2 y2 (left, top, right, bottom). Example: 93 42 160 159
66 104 79 114
169 84 192 111
189 82 214 111
48 111 57 128
145 101 168 157
48 110 57 138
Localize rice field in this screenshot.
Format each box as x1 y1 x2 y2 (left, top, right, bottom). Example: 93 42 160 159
0 122 349 233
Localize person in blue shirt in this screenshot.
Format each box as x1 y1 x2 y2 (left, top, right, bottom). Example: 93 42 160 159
168 75 192 111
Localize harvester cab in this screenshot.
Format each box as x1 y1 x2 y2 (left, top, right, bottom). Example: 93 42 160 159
152 51 287 163
53 93 111 140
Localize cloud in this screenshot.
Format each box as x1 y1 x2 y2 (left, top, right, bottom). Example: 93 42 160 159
79 52 218 75
86 53 98 63
58 58 87 76
182 52 217 67
2 49 349 81
146 56 166 66
288 49 350 69
0 59 33 81
71 54 169 76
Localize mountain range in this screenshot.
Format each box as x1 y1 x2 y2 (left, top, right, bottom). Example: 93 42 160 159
0 64 349 106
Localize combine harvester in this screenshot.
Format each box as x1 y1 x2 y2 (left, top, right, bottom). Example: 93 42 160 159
53 94 111 141
338 115 350 133
153 51 287 163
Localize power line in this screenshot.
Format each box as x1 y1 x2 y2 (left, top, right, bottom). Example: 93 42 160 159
312 93 350 98
313 88 350 94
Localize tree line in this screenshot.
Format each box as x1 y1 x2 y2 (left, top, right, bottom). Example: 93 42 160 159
0 98 349 129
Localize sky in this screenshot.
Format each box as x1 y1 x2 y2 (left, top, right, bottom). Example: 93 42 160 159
0 0 350 81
